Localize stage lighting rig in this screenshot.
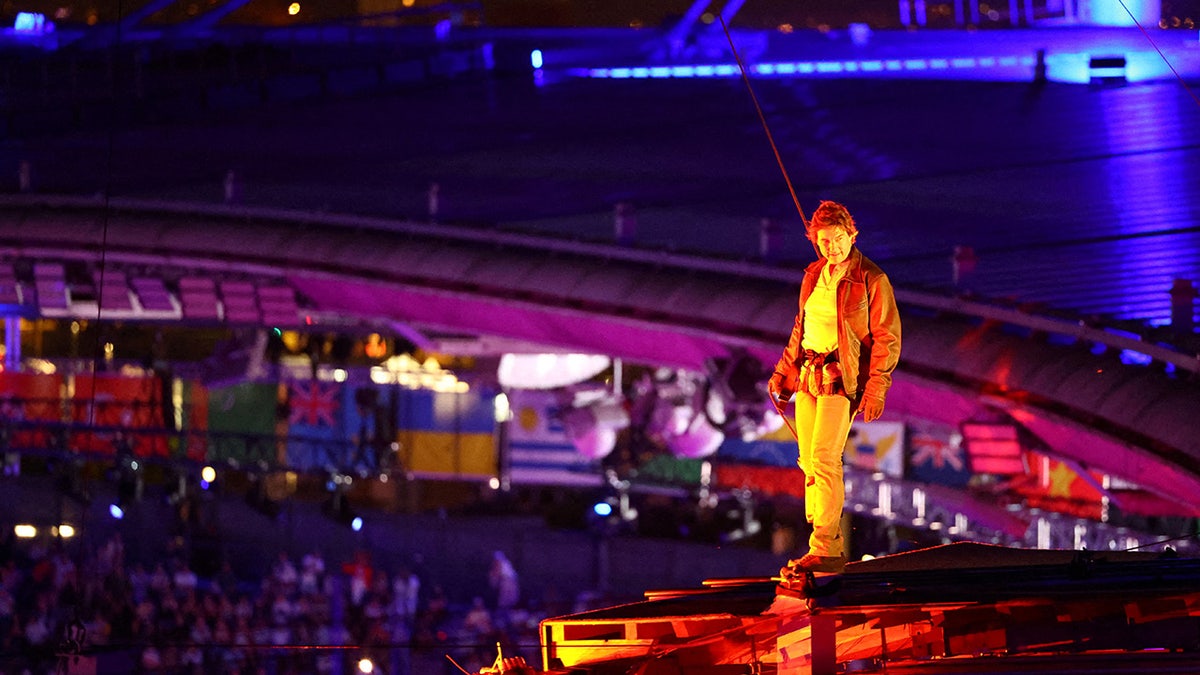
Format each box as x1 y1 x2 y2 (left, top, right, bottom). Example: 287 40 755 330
590 468 639 534
703 352 772 441
559 386 629 461
642 369 725 459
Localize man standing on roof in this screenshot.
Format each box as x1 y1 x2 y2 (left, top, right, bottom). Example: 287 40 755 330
768 201 902 575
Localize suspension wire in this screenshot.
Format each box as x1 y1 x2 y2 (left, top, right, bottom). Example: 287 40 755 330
716 4 1200 547
1122 529 1200 553
717 14 809 439
770 394 799 442
84 1 125 428
445 653 472 674
717 14 809 229
53 15 1200 672
1115 0 1200 110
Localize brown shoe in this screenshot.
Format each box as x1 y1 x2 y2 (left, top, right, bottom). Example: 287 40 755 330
779 558 804 579
792 553 845 574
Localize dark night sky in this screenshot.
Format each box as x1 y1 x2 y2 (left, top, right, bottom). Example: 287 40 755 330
21 0 1196 30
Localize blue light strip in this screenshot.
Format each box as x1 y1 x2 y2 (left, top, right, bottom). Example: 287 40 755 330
583 55 1048 80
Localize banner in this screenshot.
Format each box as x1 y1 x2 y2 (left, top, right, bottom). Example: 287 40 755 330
717 419 903 477
0 371 62 450
71 374 168 457
286 379 342 471
716 423 796 468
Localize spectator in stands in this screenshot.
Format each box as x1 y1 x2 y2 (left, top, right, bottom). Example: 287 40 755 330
487 550 520 616
300 548 326 595
271 550 299 589
768 200 902 576
0 526 569 675
169 557 198 595
148 561 171 597
96 534 124 577
0 583 13 646
390 562 420 626
343 549 374 608
213 559 239 596
462 595 494 637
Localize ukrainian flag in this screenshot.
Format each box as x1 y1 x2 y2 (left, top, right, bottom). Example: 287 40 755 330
395 387 496 478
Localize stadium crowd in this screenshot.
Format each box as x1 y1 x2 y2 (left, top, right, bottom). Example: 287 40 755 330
0 528 594 674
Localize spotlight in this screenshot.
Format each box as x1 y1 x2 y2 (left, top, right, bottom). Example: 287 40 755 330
55 524 76 538
357 657 375 674
108 504 124 520
14 524 36 538
351 516 363 532
592 502 613 517
201 466 216 483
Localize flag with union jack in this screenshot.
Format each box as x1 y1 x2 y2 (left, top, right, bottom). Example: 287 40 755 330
286 380 397 472
906 419 971 487
286 380 341 470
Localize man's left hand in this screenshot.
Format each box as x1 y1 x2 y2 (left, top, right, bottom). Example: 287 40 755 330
857 398 884 423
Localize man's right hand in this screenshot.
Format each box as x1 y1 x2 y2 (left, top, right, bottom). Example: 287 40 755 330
768 372 792 402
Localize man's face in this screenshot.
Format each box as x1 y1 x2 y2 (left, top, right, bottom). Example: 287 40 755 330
814 227 856 265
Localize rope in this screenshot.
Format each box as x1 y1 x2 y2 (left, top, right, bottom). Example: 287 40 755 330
1115 0 1200 110
716 14 809 229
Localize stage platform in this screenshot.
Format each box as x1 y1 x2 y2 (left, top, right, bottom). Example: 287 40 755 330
539 542 1200 674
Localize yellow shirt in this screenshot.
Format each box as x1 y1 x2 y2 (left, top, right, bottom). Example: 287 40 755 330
801 262 845 354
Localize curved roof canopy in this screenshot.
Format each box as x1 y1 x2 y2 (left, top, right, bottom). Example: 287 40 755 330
4 196 1200 511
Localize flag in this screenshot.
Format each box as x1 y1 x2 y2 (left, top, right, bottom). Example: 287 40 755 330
72 374 167 457
180 379 209 461
715 463 806 499
906 419 972 487
396 386 496 478
286 380 342 471
207 381 279 464
1008 452 1105 519
716 436 796 468
846 420 905 478
506 389 597 486
0 372 62 450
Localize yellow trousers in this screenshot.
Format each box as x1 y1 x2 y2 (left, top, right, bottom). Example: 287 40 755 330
795 392 852 558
